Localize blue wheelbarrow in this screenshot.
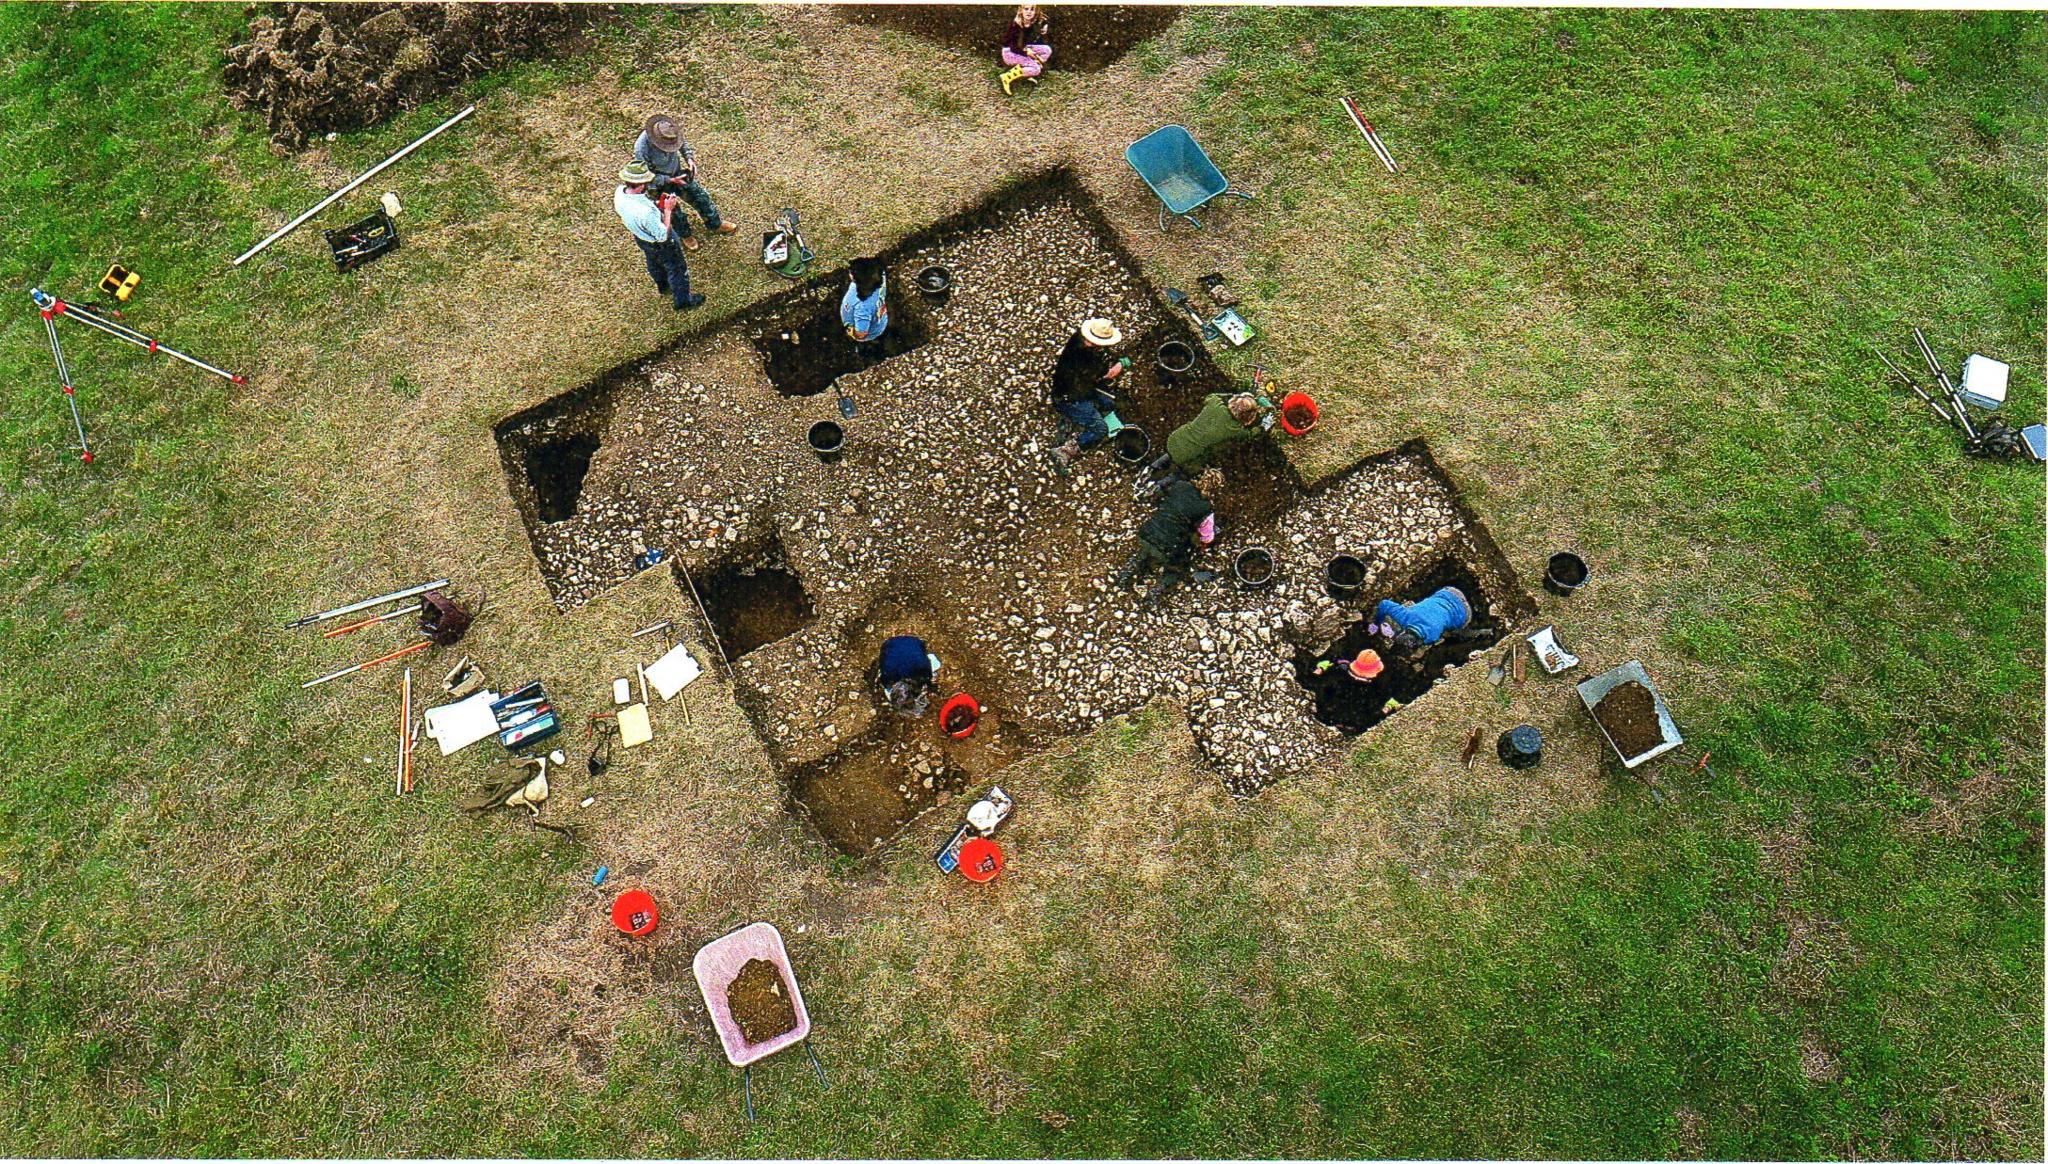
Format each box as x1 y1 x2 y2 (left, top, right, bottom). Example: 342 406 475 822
1124 125 1256 232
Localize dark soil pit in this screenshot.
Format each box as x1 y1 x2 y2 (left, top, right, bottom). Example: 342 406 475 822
844 5 1179 72
779 614 1037 854
726 957 798 1045
1294 557 1505 736
1592 681 1665 760
753 283 932 398
1110 320 1303 528
686 544 816 661
225 3 607 149
524 434 600 523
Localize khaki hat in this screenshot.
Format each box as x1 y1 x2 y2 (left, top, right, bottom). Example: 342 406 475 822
643 113 682 152
1080 318 1122 347
618 159 655 185
1227 394 1262 424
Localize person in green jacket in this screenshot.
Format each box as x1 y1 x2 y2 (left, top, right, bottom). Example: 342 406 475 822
1139 392 1272 497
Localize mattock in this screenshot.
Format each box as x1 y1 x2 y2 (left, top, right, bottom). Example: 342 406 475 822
30 288 248 463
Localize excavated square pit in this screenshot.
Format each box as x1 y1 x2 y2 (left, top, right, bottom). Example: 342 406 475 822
752 287 932 398
494 170 1533 854
683 540 816 661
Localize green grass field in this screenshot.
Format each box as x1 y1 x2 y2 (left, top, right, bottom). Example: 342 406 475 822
0 5 2040 1158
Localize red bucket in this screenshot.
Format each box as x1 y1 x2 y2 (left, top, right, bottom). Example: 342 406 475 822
957 837 1004 882
1279 391 1319 436
610 889 658 936
939 693 981 739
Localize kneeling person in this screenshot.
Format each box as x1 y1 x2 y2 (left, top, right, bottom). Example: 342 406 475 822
1048 317 1131 474
878 634 942 716
1115 477 1216 605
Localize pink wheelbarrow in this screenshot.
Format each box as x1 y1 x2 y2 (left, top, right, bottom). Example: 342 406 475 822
691 921 827 1120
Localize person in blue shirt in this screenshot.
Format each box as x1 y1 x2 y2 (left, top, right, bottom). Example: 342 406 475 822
878 634 942 715
613 160 703 310
842 258 890 346
1374 585 1487 653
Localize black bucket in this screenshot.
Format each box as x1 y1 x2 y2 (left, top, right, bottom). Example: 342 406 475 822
1111 425 1151 467
1544 551 1589 596
1497 725 1544 770
916 265 952 301
1156 340 1195 377
1234 547 1274 588
1325 554 1367 600
807 420 845 463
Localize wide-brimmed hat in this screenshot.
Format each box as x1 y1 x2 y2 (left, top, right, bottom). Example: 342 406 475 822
1080 318 1122 347
1227 393 1262 424
643 113 682 152
1346 650 1384 681
618 159 655 185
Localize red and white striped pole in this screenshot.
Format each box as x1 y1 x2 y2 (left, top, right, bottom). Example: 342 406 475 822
33 289 247 385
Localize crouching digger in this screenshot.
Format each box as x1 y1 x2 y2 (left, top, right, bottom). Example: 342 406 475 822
1372 585 1491 654
1139 390 1273 497
878 634 943 716
1048 317 1131 475
1115 477 1217 606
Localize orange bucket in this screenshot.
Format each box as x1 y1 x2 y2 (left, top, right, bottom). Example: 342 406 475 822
610 889 658 936
939 693 981 739
1279 391 1319 436
958 837 1004 882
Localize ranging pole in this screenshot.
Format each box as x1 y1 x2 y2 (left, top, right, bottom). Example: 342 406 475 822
233 104 476 267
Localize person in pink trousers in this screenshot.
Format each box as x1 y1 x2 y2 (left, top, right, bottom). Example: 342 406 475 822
998 5 1052 95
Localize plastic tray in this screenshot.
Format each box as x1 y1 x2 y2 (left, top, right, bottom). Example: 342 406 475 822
691 921 811 1068
1575 659 1682 769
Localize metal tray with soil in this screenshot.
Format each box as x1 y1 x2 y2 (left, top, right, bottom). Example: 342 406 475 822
1575 660 1683 768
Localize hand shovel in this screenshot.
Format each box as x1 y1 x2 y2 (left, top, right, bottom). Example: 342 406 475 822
834 377 857 419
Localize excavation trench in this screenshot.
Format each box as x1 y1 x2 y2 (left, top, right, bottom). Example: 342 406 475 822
495 169 1531 852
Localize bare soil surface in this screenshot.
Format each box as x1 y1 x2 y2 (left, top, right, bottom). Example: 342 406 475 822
727 957 799 1045
494 172 1535 844
1593 680 1663 758
844 5 1179 72
224 2 601 148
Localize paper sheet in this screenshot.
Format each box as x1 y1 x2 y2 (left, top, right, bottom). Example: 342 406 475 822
617 703 652 748
423 689 501 756
644 642 703 701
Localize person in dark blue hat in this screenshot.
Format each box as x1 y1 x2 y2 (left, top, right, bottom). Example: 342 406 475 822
878 634 942 715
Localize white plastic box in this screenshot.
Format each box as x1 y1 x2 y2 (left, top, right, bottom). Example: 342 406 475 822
1960 354 2009 410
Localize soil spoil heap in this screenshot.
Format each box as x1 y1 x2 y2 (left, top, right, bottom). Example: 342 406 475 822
728 958 798 1045
1592 680 1663 758
225 3 599 148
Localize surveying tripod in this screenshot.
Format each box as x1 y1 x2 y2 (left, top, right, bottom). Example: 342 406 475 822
31 287 247 463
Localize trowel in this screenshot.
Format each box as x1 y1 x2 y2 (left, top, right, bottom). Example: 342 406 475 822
833 375 857 419
1164 287 1221 343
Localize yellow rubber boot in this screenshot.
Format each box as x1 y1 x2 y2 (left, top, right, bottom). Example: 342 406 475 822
1000 65 1027 96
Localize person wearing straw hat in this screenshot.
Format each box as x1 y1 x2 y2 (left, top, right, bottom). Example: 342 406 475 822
615 160 703 310
1047 317 1131 475
634 112 738 253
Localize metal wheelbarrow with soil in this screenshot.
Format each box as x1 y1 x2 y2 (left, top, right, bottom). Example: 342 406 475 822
691 921 827 1120
1576 660 1683 769
1124 124 1257 232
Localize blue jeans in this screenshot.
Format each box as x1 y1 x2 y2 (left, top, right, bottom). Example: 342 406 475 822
653 175 723 236
1055 394 1112 449
634 235 692 306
